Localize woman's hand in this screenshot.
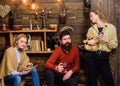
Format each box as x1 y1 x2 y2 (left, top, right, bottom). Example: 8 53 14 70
99 33 109 43
19 62 34 75
19 69 31 75
27 62 33 67
87 39 98 45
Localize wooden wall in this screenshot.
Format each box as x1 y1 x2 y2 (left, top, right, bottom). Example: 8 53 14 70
0 0 90 84
1 0 120 85
0 0 89 46
91 0 120 86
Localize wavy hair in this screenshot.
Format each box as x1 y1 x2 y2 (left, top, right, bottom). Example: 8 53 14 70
13 34 28 47
90 9 109 23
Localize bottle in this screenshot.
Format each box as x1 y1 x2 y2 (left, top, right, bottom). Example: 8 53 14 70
54 38 60 48
2 24 7 31
59 9 66 24
9 11 14 30
47 34 55 50
29 18 32 30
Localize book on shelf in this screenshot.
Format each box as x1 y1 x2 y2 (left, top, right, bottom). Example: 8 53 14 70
41 40 44 51
30 40 41 51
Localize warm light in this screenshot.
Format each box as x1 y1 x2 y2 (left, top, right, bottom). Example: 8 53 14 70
22 0 26 3
57 0 61 2
11 0 16 2
31 3 35 9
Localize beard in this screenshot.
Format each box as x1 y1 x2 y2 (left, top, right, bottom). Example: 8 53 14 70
61 42 72 52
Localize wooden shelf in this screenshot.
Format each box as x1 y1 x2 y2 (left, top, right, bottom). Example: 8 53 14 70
0 29 57 33
0 29 57 54
26 50 53 54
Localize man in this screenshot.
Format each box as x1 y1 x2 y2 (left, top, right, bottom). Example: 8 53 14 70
45 26 80 86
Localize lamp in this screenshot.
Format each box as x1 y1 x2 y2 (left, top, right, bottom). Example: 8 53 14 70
57 0 67 24
11 0 38 10
31 0 37 10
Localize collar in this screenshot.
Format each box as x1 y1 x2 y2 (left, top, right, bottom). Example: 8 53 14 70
92 23 108 28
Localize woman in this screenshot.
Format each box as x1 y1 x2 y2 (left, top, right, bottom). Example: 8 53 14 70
85 9 118 86
0 34 41 86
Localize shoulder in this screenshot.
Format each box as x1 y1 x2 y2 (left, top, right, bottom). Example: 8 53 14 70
106 23 116 29
88 24 97 31
5 47 15 53
71 45 79 52
53 46 63 52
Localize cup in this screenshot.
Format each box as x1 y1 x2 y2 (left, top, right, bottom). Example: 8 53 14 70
62 62 70 74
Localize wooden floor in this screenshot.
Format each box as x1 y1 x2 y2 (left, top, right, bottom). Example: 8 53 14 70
78 84 86 86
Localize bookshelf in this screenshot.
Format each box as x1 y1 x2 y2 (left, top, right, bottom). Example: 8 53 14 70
0 29 57 54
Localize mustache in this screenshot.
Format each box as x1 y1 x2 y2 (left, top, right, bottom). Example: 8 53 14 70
61 42 72 51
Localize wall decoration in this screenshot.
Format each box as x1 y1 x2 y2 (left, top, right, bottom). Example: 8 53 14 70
0 4 10 18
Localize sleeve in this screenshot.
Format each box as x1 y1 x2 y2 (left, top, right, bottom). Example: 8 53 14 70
71 47 80 73
106 25 118 49
11 71 19 75
44 48 60 71
2 50 17 76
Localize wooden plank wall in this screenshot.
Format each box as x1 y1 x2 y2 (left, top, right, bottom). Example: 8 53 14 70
0 0 90 84
116 0 120 86
91 0 120 86
0 0 90 46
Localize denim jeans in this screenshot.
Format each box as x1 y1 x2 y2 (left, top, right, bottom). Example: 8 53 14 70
46 69 77 86
4 68 41 86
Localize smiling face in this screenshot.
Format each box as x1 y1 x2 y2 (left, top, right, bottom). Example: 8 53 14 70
16 37 28 49
13 34 28 50
89 12 99 24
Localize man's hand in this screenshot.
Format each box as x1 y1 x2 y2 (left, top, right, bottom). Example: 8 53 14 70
55 63 64 73
62 70 73 81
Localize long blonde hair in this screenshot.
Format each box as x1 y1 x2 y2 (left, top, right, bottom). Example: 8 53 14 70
13 34 28 47
90 9 109 23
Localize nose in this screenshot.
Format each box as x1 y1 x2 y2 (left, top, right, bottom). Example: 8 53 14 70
66 39 70 43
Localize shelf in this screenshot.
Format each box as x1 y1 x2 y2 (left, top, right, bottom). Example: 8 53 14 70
26 50 53 54
0 29 57 54
0 29 57 33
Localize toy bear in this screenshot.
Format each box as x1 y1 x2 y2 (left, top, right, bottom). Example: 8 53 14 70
83 33 99 51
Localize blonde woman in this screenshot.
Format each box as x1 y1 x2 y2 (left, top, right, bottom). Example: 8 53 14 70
85 9 118 86
0 34 41 86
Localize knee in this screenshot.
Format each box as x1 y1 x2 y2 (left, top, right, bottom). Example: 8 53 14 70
67 77 78 85
46 69 54 77
46 70 54 75
14 75 21 83
31 68 38 73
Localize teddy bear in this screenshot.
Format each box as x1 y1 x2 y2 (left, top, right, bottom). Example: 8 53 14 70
83 33 99 51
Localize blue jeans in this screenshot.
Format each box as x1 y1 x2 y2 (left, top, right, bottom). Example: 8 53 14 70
4 68 41 86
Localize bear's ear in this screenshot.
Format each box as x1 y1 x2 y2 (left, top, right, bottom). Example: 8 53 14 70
83 40 87 43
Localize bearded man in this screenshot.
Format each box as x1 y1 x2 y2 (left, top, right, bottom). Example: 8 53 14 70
44 26 80 86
